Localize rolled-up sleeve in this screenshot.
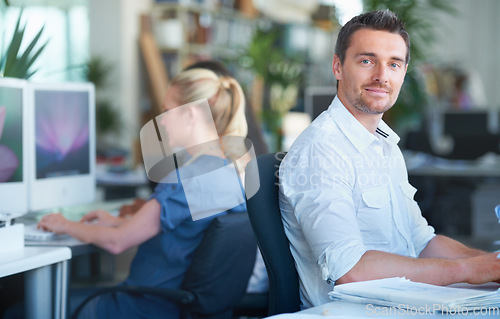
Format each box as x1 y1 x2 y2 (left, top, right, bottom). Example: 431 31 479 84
280 139 367 282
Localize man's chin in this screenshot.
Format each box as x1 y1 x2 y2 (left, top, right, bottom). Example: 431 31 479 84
355 102 392 115
365 99 394 114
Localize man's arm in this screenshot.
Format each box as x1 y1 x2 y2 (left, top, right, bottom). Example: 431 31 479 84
419 235 486 259
337 238 500 286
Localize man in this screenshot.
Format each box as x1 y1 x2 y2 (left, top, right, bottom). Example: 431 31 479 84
279 9 500 309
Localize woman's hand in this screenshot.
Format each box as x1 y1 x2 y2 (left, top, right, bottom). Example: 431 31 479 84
80 209 124 227
37 213 69 234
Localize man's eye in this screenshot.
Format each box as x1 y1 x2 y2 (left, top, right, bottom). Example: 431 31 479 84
361 59 370 64
391 63 400 68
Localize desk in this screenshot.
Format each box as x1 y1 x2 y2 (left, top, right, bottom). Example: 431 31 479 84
0 246 71 319
17 200 129 290
403 153 500 242
96 164 150 200
17 199 137 316
266 301 499 318
405 152 500 178
19 198 134 257
408 164 500 177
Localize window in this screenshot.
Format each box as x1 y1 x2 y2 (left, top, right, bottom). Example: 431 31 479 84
0 1 89 82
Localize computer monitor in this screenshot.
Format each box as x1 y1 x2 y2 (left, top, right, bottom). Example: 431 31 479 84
443 111 491 137
442 111 500 159
0 77 29 219
304 86 337 121
27 82 96 212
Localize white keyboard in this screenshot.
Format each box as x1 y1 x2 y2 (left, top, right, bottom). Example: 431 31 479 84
23 224 58 241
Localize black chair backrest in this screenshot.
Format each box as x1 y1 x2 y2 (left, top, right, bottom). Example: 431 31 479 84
245 153 301 315
181 212 257 316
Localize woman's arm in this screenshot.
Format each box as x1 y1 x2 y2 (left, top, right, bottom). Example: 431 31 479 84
38 199 162 254
79 209 126 227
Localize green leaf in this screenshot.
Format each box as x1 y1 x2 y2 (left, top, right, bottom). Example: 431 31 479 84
9 27 48 78
3 14 26 75
1 9 48 79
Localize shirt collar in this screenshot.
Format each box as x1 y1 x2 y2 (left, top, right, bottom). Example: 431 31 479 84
327 96 400 153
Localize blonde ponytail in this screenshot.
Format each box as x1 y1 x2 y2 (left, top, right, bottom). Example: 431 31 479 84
168 68 248 165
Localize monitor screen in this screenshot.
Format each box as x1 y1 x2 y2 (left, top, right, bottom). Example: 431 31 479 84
0 78 29 218
304 86 337 121
28 82 96 212
443 111 490 136
442 111 500 159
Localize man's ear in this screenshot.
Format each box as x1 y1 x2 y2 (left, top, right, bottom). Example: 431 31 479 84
332 55 342 81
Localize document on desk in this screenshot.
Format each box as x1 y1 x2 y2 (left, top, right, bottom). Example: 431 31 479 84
328 277 500 311
267 315 366 319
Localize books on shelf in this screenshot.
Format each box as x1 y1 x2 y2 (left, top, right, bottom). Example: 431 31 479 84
329 277 500 311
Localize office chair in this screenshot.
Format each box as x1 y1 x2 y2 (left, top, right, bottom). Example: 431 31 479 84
72 212 256 319
244 152 302 316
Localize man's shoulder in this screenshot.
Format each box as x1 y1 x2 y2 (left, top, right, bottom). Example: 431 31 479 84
286 113 351 158
293 112 340 143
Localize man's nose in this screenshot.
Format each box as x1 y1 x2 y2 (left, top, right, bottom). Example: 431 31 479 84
371 64 389 84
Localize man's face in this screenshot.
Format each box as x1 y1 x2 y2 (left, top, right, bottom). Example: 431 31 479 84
333 29 408 115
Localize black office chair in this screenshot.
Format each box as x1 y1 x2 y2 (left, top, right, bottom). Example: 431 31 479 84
244 153 302 316
72 213 257 319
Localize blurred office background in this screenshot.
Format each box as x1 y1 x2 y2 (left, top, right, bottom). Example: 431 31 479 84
1 0 500 280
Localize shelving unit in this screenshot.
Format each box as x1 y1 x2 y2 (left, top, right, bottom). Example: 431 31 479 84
149 1 338 86
150 2 258 78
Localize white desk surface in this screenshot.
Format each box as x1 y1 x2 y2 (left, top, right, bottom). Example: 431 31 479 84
267 301 500 318
404 152 500 177
0 246 71 278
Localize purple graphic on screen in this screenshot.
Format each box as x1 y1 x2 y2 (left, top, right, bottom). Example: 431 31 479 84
36 104 89 160
0 106 19 182
35 91 90 179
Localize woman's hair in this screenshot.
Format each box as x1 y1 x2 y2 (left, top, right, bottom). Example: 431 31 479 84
169 68 248 138
183 59 231 77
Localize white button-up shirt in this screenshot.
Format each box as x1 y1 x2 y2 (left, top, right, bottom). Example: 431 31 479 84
279 96 435 308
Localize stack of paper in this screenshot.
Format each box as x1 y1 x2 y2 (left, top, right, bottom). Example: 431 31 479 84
328 277 500 311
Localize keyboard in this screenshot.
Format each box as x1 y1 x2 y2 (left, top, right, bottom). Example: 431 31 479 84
20 199 132 241
23 224 60 241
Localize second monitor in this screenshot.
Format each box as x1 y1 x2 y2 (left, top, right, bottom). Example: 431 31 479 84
304 86 337 121
28 82 96 212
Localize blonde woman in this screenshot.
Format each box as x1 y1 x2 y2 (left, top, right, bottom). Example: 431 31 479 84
37 68 249 318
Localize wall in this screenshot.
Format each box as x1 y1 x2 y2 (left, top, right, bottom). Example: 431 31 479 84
88 0 153 156
427 0 500 108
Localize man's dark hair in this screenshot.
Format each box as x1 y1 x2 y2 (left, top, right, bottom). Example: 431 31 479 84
335 9 410 65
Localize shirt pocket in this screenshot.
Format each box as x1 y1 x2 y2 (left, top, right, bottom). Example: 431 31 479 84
357 187 392 246
361 187 391 208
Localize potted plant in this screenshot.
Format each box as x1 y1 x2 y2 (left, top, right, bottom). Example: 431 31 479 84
82 56 122 154
243 25 303 151
1 2 48 79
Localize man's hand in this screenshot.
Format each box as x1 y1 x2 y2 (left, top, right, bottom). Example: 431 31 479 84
460 252 500 285
38 213 69 234
80 210 123 227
